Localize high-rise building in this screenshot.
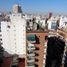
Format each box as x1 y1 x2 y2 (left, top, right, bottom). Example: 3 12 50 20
47 16 59 30
12 4 22 13
26 31 48 67
0 11 26 67
1 13 26 58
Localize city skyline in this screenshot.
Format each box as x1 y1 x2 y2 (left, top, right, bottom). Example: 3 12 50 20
0 2 67 67
0 0 67 14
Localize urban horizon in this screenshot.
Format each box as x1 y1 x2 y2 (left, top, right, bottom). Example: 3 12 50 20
0 0 67 15
0 1 67 67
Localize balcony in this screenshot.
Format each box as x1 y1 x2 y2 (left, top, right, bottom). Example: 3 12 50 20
27 53 35 57
35 47 39 51
45 36 48 40
27 51 35 54
27 56 35 60
35 58 39 62
27 34 36 43
35 64 38 67
27 59 35 63
11 55 18 67
27 62 34 67
27 46 35 51
27 48 35 51
27 66 34 67
35 53 39 56
27 45 35 47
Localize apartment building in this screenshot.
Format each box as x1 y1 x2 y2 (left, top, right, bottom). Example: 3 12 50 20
0 4 26 67
47 16 59 30
1 9 26 59
26 28 67 67
59 16 67 29
26 31 48 67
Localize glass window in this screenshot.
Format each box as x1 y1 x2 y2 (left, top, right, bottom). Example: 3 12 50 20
51 22 57 30
27 34 36 41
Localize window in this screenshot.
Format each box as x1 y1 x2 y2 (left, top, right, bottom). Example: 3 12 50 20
35 58 39 62
0 22 1 32
27 51 34 54
11 55 18 67
35 53 39 56
45 36 48 40
51 22 57 30
0 43 3 45
27 34 36 41
65 22 67 25
0 34 2 36
27 34 36 43
13 14 15 16
27 62 34 66
7 25 10 28
0 29 1 32
0 39 2 41
35 47 39 50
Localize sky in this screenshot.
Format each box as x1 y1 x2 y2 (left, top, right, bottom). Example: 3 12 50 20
0 0 67 14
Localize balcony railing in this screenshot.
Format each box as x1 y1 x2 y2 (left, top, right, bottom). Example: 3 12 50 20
27 62 34 66
27 53 35 57
27 47 35 51
27 66 34 67
27 59 35 63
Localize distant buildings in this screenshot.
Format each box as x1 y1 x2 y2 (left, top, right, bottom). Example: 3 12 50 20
59 16 67 28
47 16 59 30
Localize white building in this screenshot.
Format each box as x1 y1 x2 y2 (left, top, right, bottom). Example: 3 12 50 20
59 16 67 28
12 4 22 13
1 21 11 57
1 13 26 58
39 19 46 29
47 16 58 30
